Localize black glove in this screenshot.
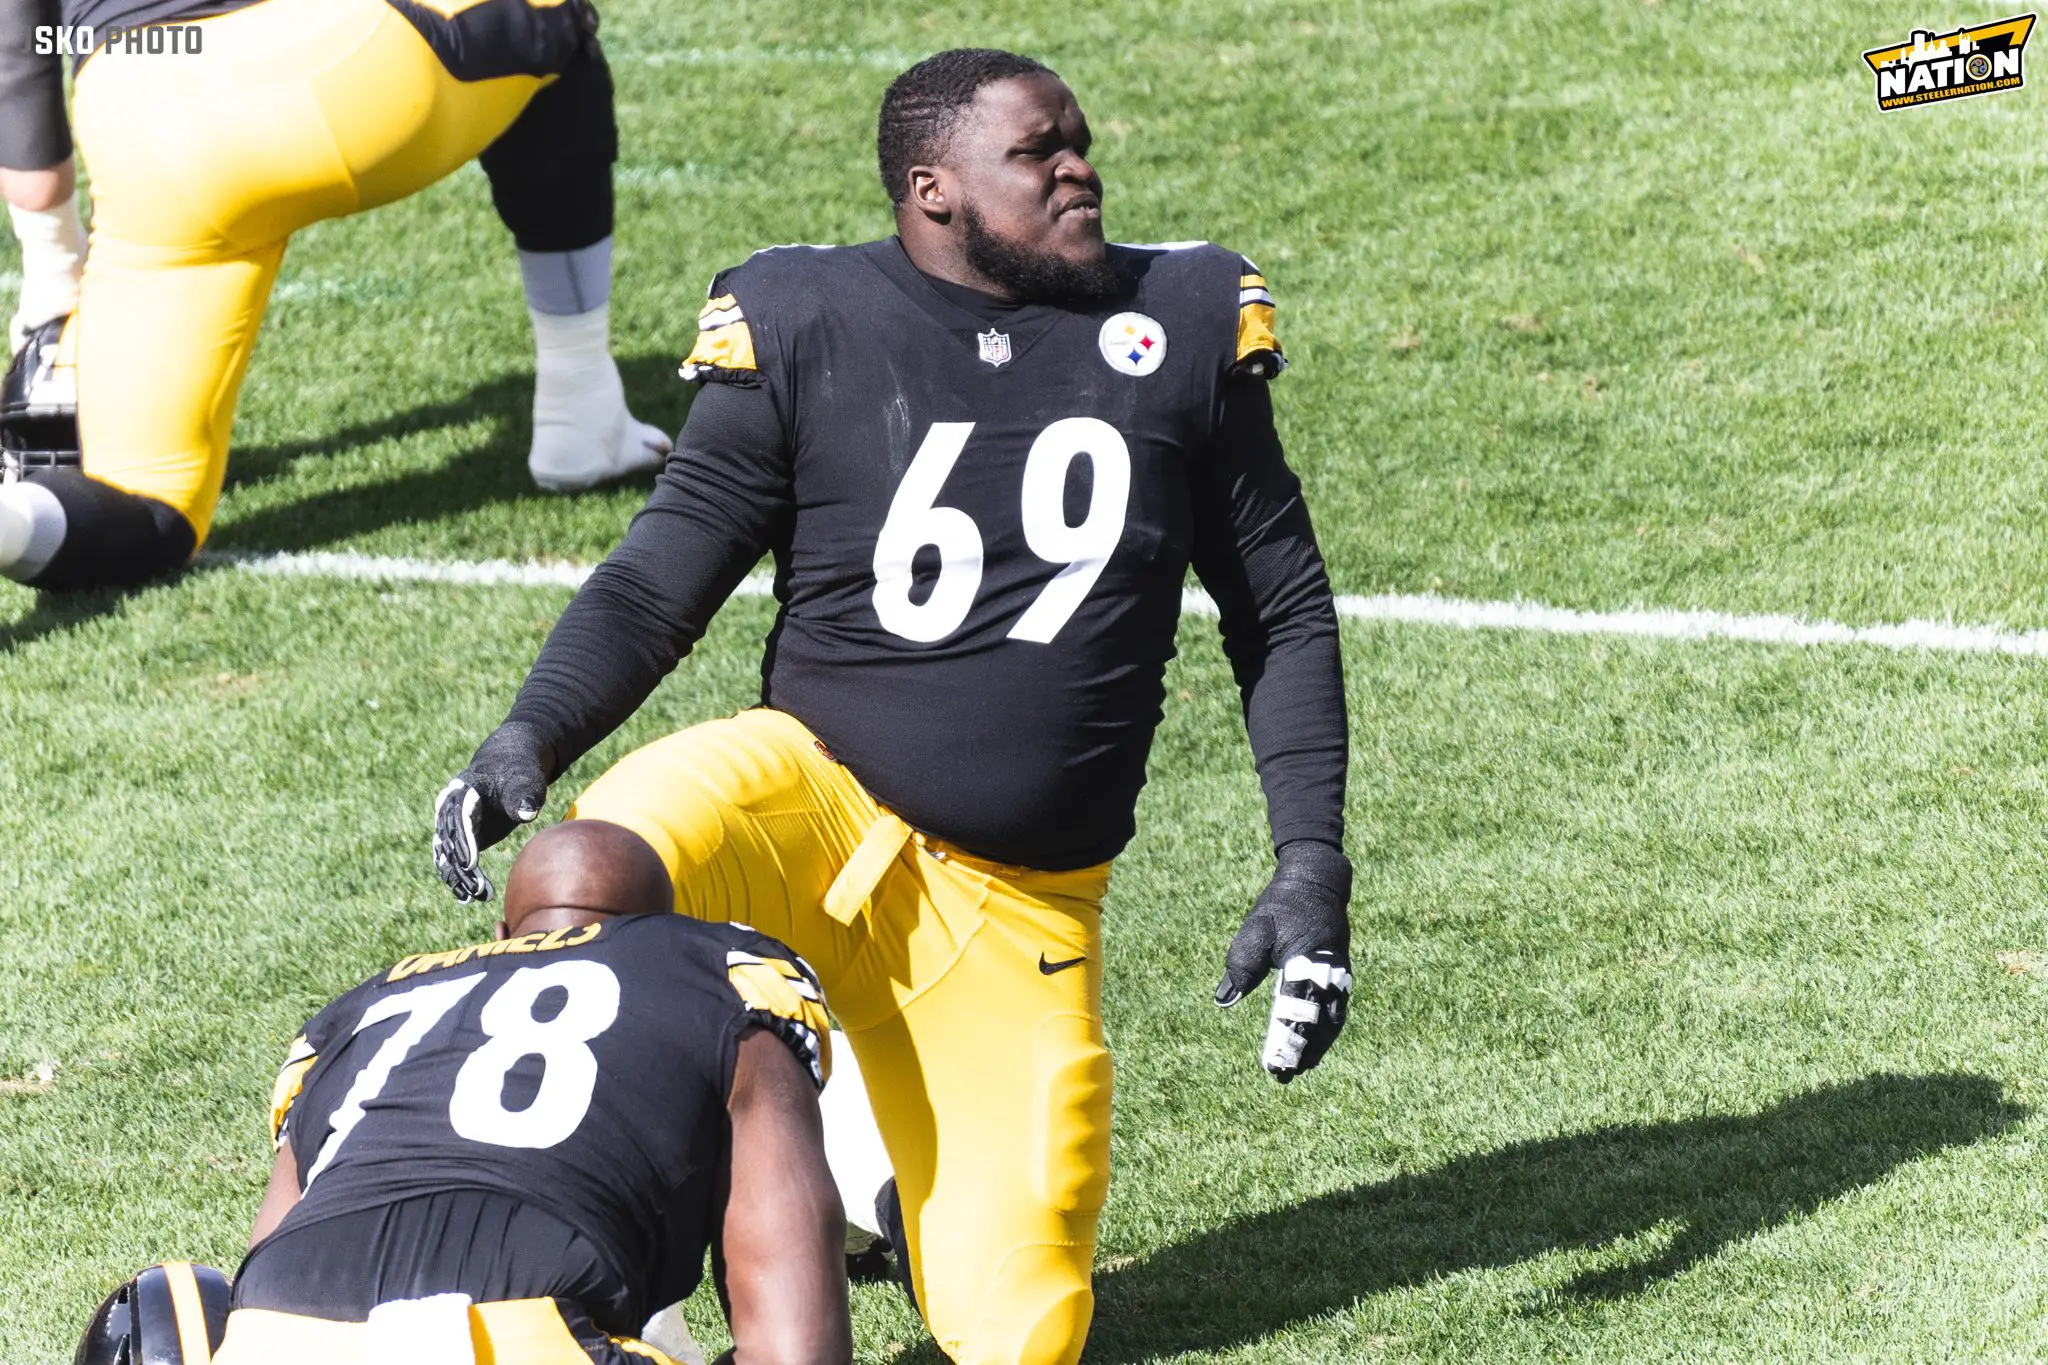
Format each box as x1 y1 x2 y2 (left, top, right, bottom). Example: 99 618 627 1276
1215 839 1354 1083
432 721 553 903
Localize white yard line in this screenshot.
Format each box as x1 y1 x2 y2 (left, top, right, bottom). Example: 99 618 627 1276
210 548 2048 660
212 549 776 597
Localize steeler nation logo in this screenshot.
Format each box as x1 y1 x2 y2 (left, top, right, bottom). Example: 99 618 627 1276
1864 14 2034 110
977 328 1013 368
1098 312 1167 377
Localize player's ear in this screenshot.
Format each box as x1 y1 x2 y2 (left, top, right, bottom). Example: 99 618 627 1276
906 165 949 221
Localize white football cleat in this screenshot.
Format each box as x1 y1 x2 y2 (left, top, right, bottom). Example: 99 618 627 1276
525 305 673 492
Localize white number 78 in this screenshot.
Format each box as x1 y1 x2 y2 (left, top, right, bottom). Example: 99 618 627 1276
301 961 621 1186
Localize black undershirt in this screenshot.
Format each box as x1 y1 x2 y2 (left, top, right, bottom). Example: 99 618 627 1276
917 272 1030 321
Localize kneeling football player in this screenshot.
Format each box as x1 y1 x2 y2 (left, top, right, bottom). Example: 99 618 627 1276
0 0 670 592
435 46 1355 1365
214 821 850 1365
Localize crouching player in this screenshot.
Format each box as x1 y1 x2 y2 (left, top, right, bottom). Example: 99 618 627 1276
0 0 671 591
138 822 850 1364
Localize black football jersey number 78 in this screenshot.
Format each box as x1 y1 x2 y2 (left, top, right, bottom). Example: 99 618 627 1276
677 238 1299 869
265 914 829 1328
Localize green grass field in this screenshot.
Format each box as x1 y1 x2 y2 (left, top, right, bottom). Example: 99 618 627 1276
5 0 2048 1358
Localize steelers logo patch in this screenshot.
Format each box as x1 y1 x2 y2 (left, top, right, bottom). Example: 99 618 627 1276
1099 312 1167 377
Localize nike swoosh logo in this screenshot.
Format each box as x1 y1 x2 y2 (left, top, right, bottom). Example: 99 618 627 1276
1039 953 1088 975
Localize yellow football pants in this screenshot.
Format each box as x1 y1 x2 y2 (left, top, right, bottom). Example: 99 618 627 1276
66 0 549 544
570 708 1115 1365
211 1300 678 1365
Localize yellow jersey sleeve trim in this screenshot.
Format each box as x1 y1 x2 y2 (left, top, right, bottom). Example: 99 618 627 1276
680 294 759 381
267 1035 317 1146
727 950 833 1087
1235 272 1285 376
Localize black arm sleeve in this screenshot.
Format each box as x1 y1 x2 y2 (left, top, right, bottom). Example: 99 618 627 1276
0 0 72 170
502 382 794 774
1188 377 1348 852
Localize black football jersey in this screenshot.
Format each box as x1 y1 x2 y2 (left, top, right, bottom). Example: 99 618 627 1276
264 914 828 1328
682 240 1286 867
505 235 1345 870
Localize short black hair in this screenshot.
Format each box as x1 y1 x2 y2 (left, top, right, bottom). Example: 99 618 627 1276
877 48 1054 206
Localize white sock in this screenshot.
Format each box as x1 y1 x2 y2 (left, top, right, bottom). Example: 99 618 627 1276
0 481 67 583
8 194 86 353
527 304 671 490
532 303 618 398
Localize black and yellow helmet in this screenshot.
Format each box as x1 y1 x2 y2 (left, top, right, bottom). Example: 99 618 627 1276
74 1262 231 1365
0 313 81 483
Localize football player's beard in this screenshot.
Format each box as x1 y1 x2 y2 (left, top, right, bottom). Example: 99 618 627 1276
961 203 1124 306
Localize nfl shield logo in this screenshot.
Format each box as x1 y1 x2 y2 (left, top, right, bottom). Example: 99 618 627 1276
977 328 1013 368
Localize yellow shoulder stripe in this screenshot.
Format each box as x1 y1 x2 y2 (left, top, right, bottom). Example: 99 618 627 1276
727 950 832 1086
682 322 758 378
698 293 744 326
682 293 757 378
1236 271 1283 372
268 1035 317 1145
1236 301 1283 370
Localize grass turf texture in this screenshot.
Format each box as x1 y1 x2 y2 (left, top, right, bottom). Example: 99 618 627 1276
2 0 2046 1358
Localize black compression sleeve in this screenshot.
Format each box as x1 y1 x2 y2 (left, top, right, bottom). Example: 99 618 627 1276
1189 378 1348 852
25 470 194 590
502 382 794 773
0 0 72 170
478 40 617 252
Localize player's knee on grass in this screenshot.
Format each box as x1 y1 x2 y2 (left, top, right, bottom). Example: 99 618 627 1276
987 1246 1094 1365
927 1244 1091 1365
8 470 194 589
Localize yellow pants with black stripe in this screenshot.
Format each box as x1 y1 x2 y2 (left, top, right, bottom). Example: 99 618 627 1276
66 0 549 545
570 707 1114 1365
210 1300 677 1365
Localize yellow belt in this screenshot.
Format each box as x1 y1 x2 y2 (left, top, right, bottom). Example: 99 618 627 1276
821 810 913 926
818 810 1050 927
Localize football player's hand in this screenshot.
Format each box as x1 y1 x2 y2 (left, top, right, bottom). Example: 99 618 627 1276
432 721 553 903
1214 839 1354 1084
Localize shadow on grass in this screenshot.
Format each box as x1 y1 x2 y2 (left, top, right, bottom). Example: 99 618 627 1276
0 586 127 655
1068 1071 2021 1361
208 352 691 554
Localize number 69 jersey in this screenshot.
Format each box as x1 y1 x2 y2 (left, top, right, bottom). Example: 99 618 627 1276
265 915 829 1317
674 238 1310 871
